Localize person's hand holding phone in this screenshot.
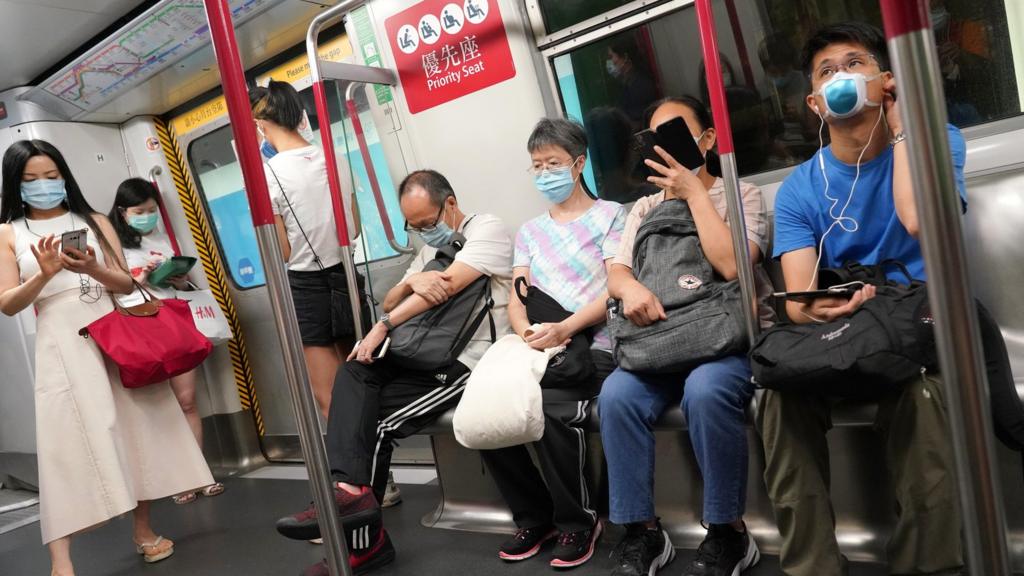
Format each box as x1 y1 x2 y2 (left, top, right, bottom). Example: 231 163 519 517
30 235 63 280
168 275 189 290
349 322 390 364
61 245 100 276
804 284 876 322
646 145 705 201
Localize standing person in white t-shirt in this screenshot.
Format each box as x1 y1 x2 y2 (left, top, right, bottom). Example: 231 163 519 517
250 80 366 420
109 177 225 505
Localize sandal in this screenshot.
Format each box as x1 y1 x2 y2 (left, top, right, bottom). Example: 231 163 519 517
135 536 174 563
172 492 197 505
200 482 225 497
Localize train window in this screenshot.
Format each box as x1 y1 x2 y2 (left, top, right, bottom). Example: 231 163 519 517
535 0 641 35
552 0 1023 202
333 84 409 263
188 82 408 289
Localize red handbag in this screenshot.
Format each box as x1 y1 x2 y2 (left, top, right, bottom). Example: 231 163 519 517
80 284 213 388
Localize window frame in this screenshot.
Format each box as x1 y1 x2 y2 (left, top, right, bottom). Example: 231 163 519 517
532 0 1024 186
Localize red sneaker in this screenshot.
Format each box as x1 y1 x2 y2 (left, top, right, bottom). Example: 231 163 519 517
300 529 396 576
277 485 380 541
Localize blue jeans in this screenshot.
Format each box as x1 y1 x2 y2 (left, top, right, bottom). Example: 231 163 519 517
598 354 754 525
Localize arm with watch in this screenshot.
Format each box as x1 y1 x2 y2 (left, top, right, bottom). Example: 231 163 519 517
884 76 918 238
350 261 485 364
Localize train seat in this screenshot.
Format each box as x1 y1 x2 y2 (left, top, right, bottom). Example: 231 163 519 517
419 222 1024 566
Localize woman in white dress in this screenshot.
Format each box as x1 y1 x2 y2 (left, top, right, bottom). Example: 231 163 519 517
0 140 213 575
109 177 225 504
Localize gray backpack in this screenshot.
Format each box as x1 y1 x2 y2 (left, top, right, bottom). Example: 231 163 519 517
608 198 748 373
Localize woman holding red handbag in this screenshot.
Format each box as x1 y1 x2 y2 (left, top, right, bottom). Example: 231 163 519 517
0 140 213 575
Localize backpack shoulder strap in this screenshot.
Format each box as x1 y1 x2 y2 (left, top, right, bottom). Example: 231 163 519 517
450 277 495 360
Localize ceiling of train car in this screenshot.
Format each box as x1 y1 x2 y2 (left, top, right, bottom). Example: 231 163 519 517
83 0 339 123
0 0 150 92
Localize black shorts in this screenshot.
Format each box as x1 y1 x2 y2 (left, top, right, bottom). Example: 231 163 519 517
288 264 370 347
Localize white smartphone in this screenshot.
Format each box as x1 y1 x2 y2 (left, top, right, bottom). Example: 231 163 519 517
354 337 391 359
60 229 88 255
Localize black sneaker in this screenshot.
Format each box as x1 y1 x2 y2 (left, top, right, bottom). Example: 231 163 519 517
610 522 675 576
299 528 396 576
277 485 381 541
550 520 603 569
681 524 760 576
498 525 558 561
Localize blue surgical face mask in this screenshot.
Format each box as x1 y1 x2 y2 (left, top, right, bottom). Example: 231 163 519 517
127 212 159 234
813 71 881 119
534 158 580 204
21 179 67 210
417 204 455 248
257 125 277 160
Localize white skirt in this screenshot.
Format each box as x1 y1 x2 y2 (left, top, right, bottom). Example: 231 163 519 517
34 289 213 543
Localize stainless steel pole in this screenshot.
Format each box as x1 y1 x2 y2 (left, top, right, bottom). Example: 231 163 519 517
202 2 351 575
695 0 760 341
880 2 1010 574
307 0 371 341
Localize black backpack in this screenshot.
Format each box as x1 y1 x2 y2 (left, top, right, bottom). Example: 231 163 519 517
514 277 596 389
608 198 747 373
387 228 495 372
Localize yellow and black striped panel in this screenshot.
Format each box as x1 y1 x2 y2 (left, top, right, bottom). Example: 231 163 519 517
154 118 265 437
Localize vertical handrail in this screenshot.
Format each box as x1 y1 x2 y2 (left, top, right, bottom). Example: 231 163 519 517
148 166 182 256
879 2 1010 574
694 0 760 342
343 82 413 255
307 0 369 340
202 2 352 576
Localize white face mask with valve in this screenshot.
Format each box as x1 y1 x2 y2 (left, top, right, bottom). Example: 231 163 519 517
813 71 882 120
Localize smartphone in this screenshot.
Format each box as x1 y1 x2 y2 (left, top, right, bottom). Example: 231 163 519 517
354 337 391 360
60 229 88 255
147 256 198 287
634 116 707 172
771 285 862 302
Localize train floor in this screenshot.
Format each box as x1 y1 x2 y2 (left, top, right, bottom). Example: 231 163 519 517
0 472 889 576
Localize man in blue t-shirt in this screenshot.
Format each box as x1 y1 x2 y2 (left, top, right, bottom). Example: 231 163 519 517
757 22 965 576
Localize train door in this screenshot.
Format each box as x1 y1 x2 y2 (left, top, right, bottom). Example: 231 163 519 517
177 54 425 463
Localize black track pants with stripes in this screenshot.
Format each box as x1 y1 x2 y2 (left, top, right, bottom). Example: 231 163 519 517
480 351 616 533
327 358 470 502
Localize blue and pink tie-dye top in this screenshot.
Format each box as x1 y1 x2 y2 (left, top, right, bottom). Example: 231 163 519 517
514 199 626 351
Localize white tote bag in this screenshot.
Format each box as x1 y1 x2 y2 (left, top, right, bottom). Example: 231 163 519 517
175 288 233 346
453 332 563 450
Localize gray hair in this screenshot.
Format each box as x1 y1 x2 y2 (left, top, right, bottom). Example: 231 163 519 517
398 169 455 207
527 118 588 160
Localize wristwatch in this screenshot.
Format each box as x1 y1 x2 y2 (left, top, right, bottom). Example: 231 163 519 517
890 131 907 146
380 313 395 332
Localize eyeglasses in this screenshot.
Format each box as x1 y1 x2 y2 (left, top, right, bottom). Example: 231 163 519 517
813 52 879 81
404 200 447 234
526 157 579 176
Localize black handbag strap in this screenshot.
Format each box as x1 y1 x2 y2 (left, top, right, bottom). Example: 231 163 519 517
266 162 326 271
449 278 495 361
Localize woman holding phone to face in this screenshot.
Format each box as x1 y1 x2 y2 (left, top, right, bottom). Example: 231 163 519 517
109 177 225 505
0 140 213 575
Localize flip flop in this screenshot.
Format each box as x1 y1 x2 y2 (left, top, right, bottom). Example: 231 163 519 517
135 536 174 563
172 492 197 505
200 482 225 497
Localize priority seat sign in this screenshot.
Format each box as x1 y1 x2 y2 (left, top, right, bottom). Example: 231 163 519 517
385 0 516 114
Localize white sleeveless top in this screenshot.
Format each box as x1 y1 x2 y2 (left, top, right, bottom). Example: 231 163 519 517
10 215 107 301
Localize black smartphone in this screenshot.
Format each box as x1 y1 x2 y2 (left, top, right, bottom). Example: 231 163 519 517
60 229 88 255
634 116 707 173
771 285 862 303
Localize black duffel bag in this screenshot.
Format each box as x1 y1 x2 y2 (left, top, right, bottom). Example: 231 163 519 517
750 261 938 397
514 277 595 389
388 226 495 371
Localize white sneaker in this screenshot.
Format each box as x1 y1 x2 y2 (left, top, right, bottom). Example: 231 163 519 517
381 472 402 508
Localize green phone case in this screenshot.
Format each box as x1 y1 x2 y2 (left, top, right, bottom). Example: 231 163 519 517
147 256 197 288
